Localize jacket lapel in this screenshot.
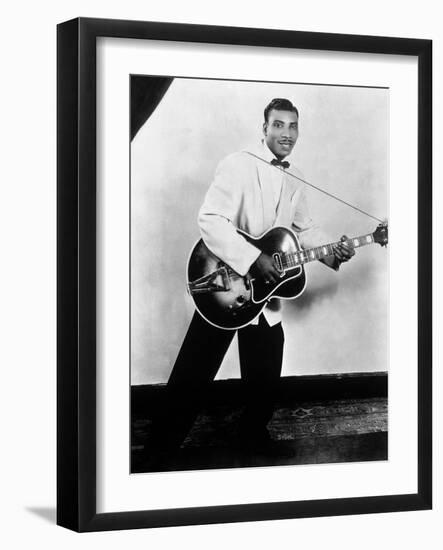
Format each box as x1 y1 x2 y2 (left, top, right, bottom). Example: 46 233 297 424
275 175 295 226
242 143 277 230
256 159 277 229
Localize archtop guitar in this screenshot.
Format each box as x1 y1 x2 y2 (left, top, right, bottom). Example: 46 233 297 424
187 223 388 330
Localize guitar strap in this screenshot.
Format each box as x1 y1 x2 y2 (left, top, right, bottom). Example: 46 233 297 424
245 152 385 224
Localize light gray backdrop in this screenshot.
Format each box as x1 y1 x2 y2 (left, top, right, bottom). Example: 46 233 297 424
131 78 388 385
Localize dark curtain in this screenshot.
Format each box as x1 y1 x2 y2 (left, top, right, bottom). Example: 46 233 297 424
131 76 174 141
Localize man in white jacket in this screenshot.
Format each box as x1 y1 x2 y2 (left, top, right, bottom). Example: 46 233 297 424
147 98 354 463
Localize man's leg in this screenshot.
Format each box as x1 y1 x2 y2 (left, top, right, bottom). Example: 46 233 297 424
148 310 236 456
237 314 284 443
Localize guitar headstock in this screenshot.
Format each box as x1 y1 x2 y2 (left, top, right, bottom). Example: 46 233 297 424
373 222 388 247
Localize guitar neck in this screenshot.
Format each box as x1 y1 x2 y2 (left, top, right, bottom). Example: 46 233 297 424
283 233 375 268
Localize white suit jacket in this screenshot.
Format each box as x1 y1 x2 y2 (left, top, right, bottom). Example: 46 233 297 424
198 141 332 325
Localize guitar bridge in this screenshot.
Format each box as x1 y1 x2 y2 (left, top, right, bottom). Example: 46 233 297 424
188 266 231 294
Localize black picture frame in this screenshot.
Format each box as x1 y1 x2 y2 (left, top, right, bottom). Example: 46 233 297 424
57 17 432 532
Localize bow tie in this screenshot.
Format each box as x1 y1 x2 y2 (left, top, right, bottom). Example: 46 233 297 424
271 158 290 169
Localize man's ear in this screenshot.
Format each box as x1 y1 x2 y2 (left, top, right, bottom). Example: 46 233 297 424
262 122 268 136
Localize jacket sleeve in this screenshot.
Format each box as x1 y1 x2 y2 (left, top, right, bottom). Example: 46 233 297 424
198 154 261 276
291 184 339 270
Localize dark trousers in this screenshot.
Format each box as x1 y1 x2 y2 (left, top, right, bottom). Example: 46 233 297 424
150 310 284 452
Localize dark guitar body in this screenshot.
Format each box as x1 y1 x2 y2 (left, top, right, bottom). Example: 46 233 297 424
187 226 306 330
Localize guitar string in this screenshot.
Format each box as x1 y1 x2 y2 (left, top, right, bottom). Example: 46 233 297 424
245 152 385 224
283 234 373 267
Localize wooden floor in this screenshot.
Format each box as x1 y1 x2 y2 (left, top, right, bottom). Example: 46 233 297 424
131 395 387 473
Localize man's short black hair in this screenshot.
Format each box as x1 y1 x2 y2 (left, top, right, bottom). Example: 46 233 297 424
264 98 299 123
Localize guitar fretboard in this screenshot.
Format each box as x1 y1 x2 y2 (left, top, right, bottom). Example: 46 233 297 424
282 234 374 268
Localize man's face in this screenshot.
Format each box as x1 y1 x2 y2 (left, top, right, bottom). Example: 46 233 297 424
263 109 299 159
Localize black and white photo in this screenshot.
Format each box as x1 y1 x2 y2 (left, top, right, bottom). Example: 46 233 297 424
130 76 389 473
56 18 432 531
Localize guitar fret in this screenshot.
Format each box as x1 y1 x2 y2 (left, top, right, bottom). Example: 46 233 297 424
285 233 375 266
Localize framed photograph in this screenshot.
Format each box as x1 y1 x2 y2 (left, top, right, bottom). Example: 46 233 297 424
57 17 432 531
